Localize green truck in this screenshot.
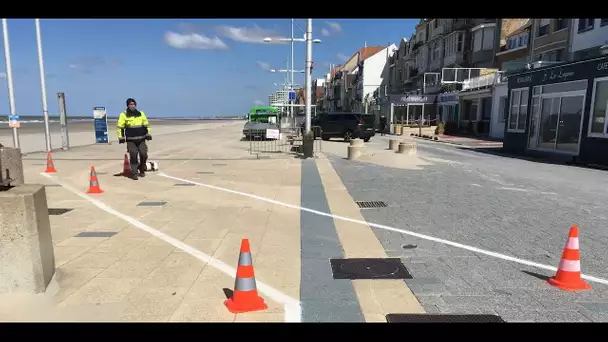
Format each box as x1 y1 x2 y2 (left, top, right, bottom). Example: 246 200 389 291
243 106 281 140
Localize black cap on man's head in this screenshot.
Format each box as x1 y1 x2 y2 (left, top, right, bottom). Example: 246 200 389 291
126 98 137 106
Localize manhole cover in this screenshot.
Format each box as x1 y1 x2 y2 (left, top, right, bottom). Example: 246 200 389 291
355 201 388 209
330 258 412 280
137 201 167 207
48 208 73 216
386 314 505 323
74 231 117 238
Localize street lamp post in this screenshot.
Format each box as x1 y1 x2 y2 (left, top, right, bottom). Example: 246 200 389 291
290 19 294 120
304 18 312 135
2 19 20 149
35 19 52 153
263 20 321 130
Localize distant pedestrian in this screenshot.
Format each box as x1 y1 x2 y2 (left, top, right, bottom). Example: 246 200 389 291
117 98 152 180
379 115 387 136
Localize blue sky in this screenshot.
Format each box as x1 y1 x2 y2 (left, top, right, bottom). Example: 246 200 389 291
0 18 418 118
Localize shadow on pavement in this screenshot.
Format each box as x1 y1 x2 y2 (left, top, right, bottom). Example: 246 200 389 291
521 270 550 281
456 146 608 172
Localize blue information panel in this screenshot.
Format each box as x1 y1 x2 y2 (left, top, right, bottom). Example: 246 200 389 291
93 107 109 144
288 91 296 101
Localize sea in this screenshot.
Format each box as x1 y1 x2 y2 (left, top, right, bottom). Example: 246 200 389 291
0 114 245 125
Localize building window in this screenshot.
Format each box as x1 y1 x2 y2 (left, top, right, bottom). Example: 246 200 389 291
536 48 565 62
601 19 608 27
538 19 550 37
444 32 463 57
498 96 508 123
472 27 495 52
508 88 529 132
589 77 608 137
434 19 439 29
555 19 568 31
578 19 594 33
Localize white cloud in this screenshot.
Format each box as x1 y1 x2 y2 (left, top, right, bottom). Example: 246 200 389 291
320 28 330 37
253 100 265 106
325 21 342 33
256 61 271 71
164 31 228 50
337 53 349 62
0 71 6 78
217 24 287 44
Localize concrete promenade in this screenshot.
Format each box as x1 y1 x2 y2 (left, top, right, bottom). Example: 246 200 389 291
0 121 422 322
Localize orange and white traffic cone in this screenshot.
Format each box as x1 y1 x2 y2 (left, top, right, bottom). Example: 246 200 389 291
86 166 104 194
122 153 132 176
45 152 57 173
548 225 591 291
224 239 268 314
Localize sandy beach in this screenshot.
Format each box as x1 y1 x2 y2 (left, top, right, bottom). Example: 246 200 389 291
0 119 244 154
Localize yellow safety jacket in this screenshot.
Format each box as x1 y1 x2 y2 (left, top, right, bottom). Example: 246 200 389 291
117 111 151 141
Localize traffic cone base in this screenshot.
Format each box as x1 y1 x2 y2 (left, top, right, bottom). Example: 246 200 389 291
547 225 591 291
224 239 267 314
224 295 267 314
547 276 591 291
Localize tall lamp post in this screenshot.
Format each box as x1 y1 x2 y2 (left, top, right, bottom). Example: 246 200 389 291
35 18 52 153
2 19 20 149
263 19 321 126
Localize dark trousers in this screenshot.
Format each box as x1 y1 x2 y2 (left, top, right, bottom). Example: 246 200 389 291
126 140 148 173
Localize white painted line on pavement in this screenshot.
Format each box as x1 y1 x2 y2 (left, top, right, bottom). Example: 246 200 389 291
40 173 302 323
158 172 608 287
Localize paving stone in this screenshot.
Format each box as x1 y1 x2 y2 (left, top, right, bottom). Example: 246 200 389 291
328 140 608 322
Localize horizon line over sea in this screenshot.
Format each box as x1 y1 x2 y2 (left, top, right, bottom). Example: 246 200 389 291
0 114 246 125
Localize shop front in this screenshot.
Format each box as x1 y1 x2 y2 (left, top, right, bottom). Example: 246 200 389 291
437 92 459 123
458 89 493 135
387 94 437 126
490 82 508 139
504 55 608 165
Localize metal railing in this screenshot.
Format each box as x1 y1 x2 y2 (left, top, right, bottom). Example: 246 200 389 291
247 126 322 157
461 72 497 91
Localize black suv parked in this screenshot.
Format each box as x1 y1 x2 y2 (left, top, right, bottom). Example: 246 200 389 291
311 112 376 142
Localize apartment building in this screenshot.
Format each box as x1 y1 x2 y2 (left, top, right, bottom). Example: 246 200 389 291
312 78 325 110
351 44 396 113
530 19 571 64
490 19 531 139
327 46 385 112
570 19 608 61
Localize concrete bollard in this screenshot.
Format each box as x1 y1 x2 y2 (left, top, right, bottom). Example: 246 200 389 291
350 138 364 147
0 146 25 186
389 139 400 150
347 145 364 160
396 142 417 155
0 184 56 294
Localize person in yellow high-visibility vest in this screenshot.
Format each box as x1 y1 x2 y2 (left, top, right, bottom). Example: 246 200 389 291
117 98 151 180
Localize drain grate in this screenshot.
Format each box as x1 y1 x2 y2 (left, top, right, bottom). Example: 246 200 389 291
197 172 214 175
48 208 73 216
330 258 412 280
386 314 505 323
74 231 117 238
212 163 227 166
173 183 194 187
355 201 388 209
137 201 167 207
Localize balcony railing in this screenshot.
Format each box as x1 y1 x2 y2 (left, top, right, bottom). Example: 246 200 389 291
461 72 498 91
